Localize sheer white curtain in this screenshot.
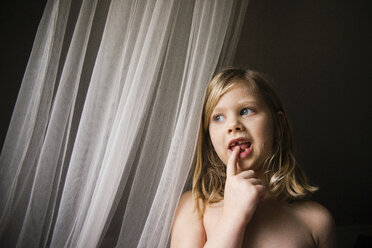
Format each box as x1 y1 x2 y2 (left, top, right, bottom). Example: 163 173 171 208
0 0 249 247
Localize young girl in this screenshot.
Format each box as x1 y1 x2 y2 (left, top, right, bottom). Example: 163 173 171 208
171 68 336 247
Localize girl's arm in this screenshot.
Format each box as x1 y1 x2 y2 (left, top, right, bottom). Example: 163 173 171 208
308 202 337 248
204 147 265 247
171 147 265 248
202 215 246 248
170 191 247 248
296 201 337 248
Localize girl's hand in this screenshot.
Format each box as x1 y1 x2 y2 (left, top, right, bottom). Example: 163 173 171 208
222 146 266 226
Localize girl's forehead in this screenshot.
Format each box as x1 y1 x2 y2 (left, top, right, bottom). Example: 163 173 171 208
215 83 261 106
226 81 257 95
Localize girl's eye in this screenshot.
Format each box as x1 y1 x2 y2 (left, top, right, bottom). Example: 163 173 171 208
214 115 224 122
240 108 254 116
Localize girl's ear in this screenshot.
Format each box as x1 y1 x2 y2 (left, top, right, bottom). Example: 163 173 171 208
277 111 286 125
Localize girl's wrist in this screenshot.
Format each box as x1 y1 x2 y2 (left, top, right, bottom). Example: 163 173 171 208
219 212 249 231
204 215 246 248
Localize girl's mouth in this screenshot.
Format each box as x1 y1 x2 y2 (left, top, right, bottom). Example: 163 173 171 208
237 144 253 158
228 139 253 159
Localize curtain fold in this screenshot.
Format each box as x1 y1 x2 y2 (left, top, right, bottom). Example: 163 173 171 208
0 0 73 247
0 0 249 247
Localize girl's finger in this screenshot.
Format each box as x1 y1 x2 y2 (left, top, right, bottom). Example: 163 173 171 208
226 146 239 177
256 184 267 196
237 170 256 179
247 179 264 186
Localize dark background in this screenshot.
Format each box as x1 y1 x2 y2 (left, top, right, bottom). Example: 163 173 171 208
234 0 371 225
0 1 47 151
1 0 371 246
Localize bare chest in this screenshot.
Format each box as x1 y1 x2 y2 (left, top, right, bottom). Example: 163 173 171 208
203 201 316 248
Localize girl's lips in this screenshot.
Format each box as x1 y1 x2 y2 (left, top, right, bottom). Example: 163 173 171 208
228 137 251 150
228 143 253 159
239 145 253 159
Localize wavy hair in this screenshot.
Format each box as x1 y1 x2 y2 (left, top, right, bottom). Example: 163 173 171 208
192 68 318 212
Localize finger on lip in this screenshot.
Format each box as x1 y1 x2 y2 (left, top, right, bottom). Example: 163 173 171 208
227 146 239 176
229 146 240 156
233 145 241 153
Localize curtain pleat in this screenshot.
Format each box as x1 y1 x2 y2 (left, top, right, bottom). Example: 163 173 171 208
0 0 73 247
0 0 249 247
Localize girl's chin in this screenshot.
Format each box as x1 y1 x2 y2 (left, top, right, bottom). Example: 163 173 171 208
236 161 256 172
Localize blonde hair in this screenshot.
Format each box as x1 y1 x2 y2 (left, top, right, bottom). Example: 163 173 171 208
192 68 317 212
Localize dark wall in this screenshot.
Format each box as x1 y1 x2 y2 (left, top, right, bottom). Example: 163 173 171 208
1 0 371 228
234 0 371 226
0 1 47 152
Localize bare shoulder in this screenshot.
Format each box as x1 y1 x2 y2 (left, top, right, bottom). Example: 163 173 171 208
291 200 336 248
171 191 206 247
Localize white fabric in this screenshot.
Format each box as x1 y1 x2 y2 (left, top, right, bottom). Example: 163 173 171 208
0 0 249 247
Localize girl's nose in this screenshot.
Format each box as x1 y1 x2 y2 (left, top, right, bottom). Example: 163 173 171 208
228 120 244 134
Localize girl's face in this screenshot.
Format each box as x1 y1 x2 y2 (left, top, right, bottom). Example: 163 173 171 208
208 82 274 173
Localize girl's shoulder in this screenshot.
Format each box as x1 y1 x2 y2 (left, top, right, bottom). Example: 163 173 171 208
171 191 206 247
290 200 334 226
290 200 337 247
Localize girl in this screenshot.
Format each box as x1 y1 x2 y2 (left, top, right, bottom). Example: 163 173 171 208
171 68 336 247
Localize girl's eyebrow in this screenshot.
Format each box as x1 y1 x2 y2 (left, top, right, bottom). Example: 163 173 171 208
211 106 226 113
237 100 259 105
212 100 259 113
